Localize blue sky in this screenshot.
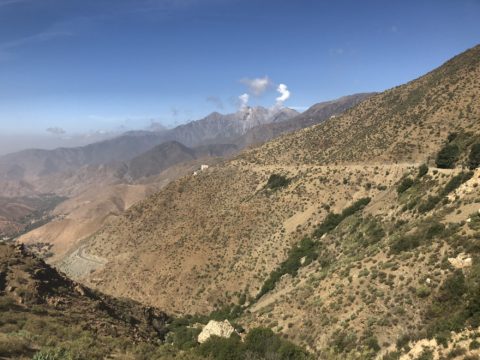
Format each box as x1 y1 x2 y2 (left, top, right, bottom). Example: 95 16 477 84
0 0 479 136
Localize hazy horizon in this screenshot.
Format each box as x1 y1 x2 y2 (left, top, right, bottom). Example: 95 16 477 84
1 0 479 154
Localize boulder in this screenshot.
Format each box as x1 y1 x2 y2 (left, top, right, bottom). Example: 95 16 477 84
448 253 472 269
197 320 235 344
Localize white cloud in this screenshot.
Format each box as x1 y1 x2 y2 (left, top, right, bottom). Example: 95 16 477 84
276 83 291 105
238 93 249 109
240 76 272 96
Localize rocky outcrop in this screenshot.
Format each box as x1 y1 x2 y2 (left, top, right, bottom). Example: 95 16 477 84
448 253 472 269
197 320 235 343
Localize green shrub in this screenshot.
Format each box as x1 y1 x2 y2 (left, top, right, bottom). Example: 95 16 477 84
397 177 414 194
32 348 70 360
417 196 442 213
314 198 371 238
443 171 473 194
436 144 460 169
416 286 431 298
447 132 458 142
313 213 343 238
396 333 411 350
257 238 318 299
266 174 290 190
423 222 446 240
418 164 429 178
198 334 244 360
198 328 309 360
329 330 357 353
0 334 30 357
390 235 420 254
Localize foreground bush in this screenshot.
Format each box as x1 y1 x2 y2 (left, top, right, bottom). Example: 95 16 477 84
198 328 310 360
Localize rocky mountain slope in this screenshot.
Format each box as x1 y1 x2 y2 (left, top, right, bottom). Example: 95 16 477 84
0 243 309 359
55 45 480 358
0 243 170 358
0 194 66 240
166 106 299 148
7 96 369 266
234 93 374 148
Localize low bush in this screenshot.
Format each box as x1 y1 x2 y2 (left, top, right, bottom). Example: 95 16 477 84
314 198 371 238
198 328 310 360
418 164 429 178
397 177 414 194
256 238 318 299
266 174 290 190
329 330 357 353
390 235 420 254
443 171 473 194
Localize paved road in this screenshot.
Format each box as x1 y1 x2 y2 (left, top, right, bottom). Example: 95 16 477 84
59 244 107 279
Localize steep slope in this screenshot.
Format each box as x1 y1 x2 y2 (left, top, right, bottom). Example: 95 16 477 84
0 243 310 359
61 45 480 357
0 243 170 358
17 160 209 262
0 194 65 239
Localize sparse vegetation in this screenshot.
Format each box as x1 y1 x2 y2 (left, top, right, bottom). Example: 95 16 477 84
313 197 371 238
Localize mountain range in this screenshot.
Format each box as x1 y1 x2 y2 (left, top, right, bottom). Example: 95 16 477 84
3 45 480 359
41 45 480 358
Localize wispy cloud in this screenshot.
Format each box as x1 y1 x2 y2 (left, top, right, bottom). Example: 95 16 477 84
0 0 28 8
240 76 272 96
0 31 71 51
0 29 72 62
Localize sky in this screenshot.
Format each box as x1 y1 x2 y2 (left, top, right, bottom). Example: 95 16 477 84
0 0 479 152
